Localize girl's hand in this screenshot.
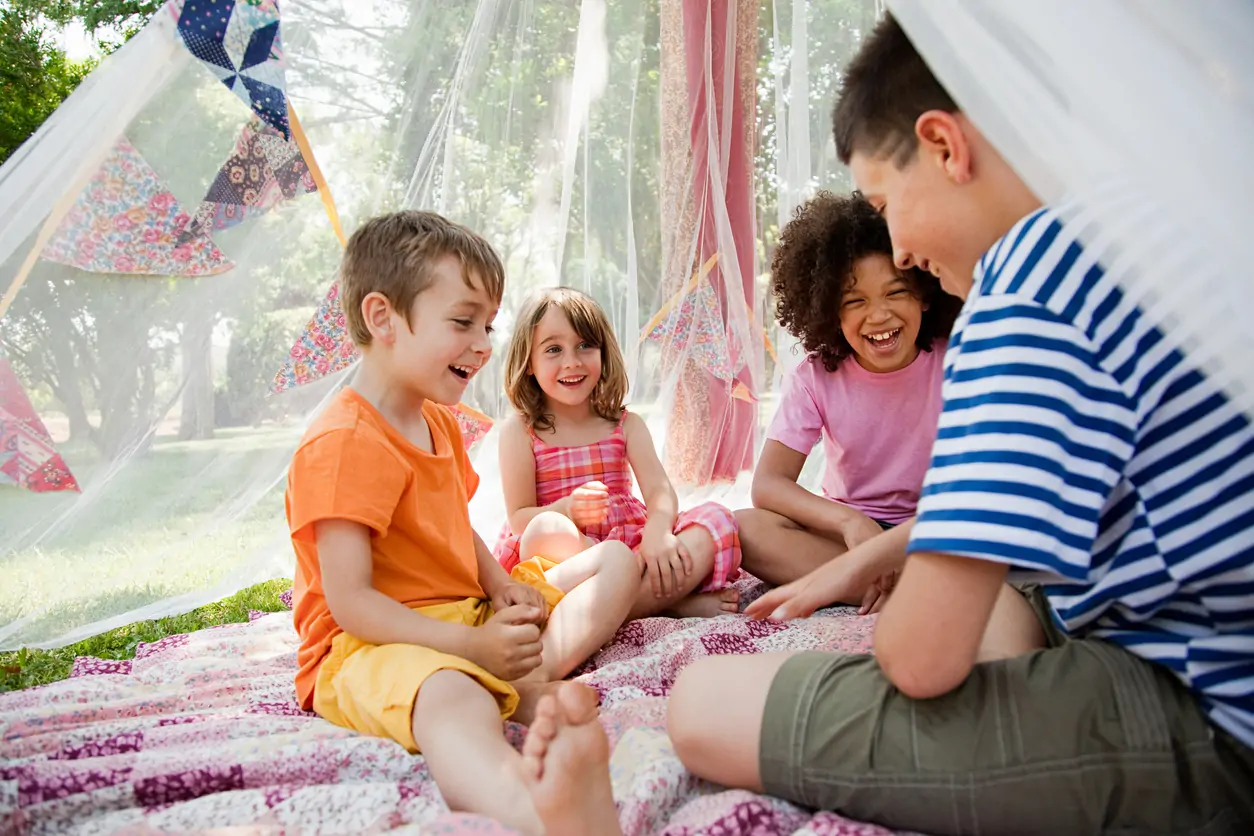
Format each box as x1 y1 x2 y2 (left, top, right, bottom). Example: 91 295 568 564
838 510 886 552
568 481 610 530
858 570 899 615
639 526 692 598
745 571 837 621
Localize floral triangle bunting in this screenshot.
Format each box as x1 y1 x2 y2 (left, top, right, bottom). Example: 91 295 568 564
41 137 233 277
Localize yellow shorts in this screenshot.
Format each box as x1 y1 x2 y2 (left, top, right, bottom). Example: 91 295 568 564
312 558 564 753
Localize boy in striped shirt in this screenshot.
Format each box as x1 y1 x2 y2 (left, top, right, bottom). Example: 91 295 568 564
667 14 1254 835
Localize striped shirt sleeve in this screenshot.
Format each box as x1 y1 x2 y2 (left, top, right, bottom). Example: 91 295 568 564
908 293 1139 581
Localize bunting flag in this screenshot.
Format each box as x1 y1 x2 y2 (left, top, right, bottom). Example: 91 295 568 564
0 359 80 494
270 279 358 395
180 115 317 242
270 281 494 449
40 137 233 277
644 274 735 382
450 403 493 450
174 0 290 138
731 380 757 403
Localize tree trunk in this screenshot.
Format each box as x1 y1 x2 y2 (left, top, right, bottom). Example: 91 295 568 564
178 307 215 441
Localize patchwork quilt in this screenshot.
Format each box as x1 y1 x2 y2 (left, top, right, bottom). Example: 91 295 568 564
0 581 916 835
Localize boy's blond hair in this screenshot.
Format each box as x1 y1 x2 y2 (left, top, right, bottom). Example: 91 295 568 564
503 287 628 432
340 210 505 347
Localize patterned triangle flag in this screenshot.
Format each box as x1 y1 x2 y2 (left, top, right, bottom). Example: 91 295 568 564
174 0 290 138
731 380 757 402
271 278 359 394
0 359 80 494
41 137 234 277
180 116 317 242
270 282 494 450
645 276 734 381
450 403 493 450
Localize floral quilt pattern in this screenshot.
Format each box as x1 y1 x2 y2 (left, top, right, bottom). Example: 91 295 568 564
0 578 919 835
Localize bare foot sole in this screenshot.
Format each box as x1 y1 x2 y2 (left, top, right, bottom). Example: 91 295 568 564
512 679 567 727
668 588 741 619
521 682 622 836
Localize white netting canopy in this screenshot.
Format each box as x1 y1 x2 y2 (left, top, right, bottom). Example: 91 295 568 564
0 0 884 650
2 0 1251 652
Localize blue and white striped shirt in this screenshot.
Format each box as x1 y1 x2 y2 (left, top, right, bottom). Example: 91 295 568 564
909 204 1254 748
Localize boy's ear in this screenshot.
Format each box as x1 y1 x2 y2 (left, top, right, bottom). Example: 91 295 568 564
914 110 973 186
361 292 396 345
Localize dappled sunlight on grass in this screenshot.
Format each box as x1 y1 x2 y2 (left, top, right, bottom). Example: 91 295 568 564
0 578 294 691
0 425 302 648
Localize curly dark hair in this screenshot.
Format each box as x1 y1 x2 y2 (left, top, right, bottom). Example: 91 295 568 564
770 191 961 372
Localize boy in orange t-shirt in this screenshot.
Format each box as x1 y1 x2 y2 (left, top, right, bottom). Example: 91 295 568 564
286 211 633 836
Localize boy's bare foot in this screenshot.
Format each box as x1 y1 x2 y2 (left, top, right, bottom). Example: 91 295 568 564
521 682 622 836
512 679 566 726
668 588 740 619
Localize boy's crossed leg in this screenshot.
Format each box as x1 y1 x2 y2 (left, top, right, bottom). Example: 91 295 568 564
413 540 637 836
668 600 1254 835
415 675 622 836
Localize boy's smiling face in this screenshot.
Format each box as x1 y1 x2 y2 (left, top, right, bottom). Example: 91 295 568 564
848 111 1044 304
849 111 999 302
391 254 498 405
850 148 976 302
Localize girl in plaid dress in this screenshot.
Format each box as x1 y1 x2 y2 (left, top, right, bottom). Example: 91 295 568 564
495 287 742 619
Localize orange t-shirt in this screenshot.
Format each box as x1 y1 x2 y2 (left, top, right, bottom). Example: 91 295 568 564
285 387 485 709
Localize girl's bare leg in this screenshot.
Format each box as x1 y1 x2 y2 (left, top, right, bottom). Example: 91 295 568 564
519 511 594 564
736 508 850 587
628 527 738 620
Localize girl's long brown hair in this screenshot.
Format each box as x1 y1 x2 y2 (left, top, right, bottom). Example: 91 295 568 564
503 287 628 432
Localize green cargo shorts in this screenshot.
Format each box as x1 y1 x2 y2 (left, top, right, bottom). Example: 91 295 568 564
759 585 1254 835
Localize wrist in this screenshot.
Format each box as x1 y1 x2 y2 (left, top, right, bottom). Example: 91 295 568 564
481 570 510 599
644 513 674 534
453 623 480 662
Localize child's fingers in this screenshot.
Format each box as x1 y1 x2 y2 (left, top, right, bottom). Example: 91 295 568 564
677 541 694 575
744 588 783 619
508 622 543 644
645 556 663 597
495 604 544 627
857 584 881 616
511 637 543 661
659 553 677 596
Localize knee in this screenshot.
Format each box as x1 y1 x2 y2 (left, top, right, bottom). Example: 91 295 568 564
734 507 766 538
595 539 639 582
667 657 723 768
522 510 579 540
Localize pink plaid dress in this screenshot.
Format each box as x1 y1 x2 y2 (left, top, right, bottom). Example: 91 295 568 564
493 415 741 592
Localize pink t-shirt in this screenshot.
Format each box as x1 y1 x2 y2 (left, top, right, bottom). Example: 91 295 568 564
766 340 947 525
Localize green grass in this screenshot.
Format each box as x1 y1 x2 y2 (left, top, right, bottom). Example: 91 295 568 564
0 425 302 648
0 578 293 692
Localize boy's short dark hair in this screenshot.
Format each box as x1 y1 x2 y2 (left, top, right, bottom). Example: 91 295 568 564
340 210 505 347
770 191 960 372
832 14 957 166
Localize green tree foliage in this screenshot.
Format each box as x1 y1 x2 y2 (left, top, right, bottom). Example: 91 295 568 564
0 0 883 449
0 5 95 165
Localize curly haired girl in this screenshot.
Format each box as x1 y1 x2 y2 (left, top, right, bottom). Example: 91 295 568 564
737 191 962 607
